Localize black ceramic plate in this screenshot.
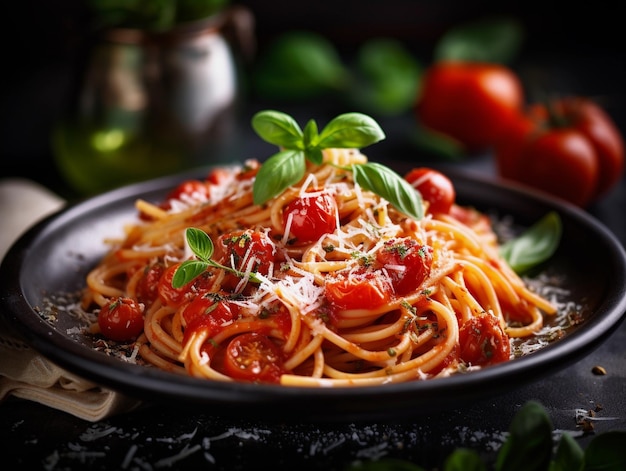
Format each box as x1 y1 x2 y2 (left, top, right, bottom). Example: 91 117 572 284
2 165 626 422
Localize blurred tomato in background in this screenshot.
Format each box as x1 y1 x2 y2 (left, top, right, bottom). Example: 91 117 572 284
416 62 524 153
495 97 624 207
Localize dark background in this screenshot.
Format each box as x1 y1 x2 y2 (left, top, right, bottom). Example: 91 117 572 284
1 0 624 194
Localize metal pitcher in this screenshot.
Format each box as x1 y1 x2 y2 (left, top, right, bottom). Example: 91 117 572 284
53 6 254 195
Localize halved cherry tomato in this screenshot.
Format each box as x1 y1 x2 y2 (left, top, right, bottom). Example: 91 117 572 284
98 297 144 342
283 191 338 244
404 167 455 214
324 268 393 312
458 313 510 366
223 332 286 383
417 61 524 152
495 97 624 207
376 238 433 296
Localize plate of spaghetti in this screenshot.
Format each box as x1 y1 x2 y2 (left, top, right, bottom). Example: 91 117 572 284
2 112 626 421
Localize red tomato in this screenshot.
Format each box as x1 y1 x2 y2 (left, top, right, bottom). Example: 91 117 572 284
158 263 213 308
135 263 164 307
236 160 260 180
182 297 239 343
166 179 210 202
376 238 433 296
215 230 277 278
495 97 624 207
417 62 524 152
404 167 456 214
324 268 393 311
458 313 510 366
206 168 230 186
98 297 144 341
283 191 338 244
139 180 210 220
223 333 286 383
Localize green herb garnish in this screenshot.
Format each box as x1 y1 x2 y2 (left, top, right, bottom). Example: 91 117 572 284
251 110 423 220
171 227 264 288
87 0 230 32
500 211 562 274
344 401 626 471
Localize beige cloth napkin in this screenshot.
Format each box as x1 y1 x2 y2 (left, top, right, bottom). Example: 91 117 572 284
0 178 141 421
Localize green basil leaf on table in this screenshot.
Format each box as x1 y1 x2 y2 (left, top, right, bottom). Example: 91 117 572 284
349 38 422 115
500 211 562 274
495 401 553 471
434 16 524 64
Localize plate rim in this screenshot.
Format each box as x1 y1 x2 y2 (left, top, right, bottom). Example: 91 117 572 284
2 165 626 420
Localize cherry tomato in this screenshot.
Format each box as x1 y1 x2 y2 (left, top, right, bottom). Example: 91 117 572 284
182 297 239 343
495 97 624 207
98 297 144 342
135 263 164 307
458 313 510 366
166 179 210 202
206 168 231 186
324 268 393 311
223 333 286 383
139 180 210 220
417 61 524 152
376 238 433 296
283 191 338 244
215 230 277 278
236 160 260 180
158 263 213 308
404 167 456 214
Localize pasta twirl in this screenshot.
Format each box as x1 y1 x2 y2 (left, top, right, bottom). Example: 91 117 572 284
83 149 557 386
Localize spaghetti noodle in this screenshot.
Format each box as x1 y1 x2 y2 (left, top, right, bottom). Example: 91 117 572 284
82 148 557 386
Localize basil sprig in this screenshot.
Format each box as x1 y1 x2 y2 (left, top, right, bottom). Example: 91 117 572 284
172 227 264 288
251 110 423 220
500 211 562 274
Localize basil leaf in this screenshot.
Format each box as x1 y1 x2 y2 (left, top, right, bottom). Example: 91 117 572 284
352 162 423 220
303 119 323 163
317 113 385 149
495 401 553 471
434 16 524 65
411 125 465 161
252 31 349 100
172 260 210 288
253 150 306 205
444 449 486 471
251 110 305 149
551 433 583 471
185 227 214 261
583 431 626 471
500 211 562 274
350 38 422 116
306 148 324 166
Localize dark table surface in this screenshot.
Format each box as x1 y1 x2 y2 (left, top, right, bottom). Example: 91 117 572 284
1 4 625 469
